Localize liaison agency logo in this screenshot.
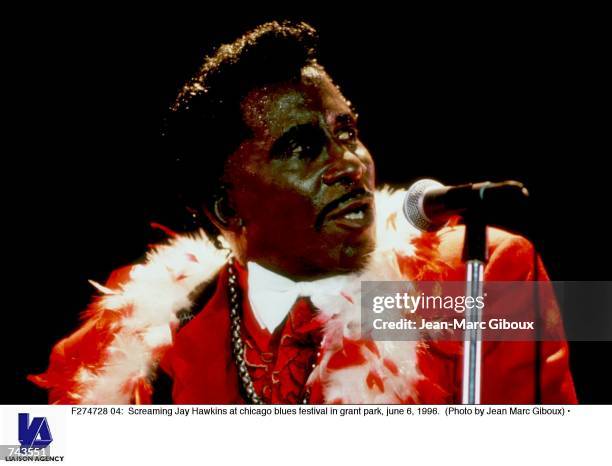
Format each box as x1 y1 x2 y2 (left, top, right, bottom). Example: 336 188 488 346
19 413 53 448
0 411 64 462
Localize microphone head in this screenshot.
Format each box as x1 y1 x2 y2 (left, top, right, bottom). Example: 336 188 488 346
403 178 444 232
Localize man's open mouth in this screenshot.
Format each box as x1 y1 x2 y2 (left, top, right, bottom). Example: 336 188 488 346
316 188 374 230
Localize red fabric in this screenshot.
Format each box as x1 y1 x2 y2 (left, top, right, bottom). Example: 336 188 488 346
30 226 577 404
160 262 326 404
242 296 323 404
406 226 577 403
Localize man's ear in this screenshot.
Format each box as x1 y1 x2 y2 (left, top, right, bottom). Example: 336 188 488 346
203 189 243 232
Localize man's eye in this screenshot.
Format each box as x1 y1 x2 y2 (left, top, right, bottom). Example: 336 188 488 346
270 124 326 161
289 142 304 156
288 140 322 159
337 128 357 142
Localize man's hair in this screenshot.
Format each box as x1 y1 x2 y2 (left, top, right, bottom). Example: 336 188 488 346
164 21 319 229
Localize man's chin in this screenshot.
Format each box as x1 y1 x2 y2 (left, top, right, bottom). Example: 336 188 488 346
336 236 376 274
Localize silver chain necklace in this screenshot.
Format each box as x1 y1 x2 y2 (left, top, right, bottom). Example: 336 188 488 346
227 257 315 405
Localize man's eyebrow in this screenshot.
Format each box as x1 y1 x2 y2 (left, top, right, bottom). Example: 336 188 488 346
334 112 358 127
277 122 319 142
269 122 320 158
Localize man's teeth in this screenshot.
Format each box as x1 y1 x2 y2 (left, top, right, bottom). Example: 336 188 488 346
344 210 364 220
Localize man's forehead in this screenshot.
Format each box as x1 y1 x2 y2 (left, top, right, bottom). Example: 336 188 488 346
241 70 355 139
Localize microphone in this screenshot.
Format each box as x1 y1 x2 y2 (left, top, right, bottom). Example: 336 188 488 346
403 179 530 232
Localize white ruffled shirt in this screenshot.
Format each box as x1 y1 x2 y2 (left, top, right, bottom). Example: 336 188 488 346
246 261 356 332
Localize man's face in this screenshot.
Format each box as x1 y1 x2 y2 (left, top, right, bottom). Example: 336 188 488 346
222 66 376 280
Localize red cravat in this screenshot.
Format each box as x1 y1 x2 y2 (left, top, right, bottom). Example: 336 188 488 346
242 296 324 403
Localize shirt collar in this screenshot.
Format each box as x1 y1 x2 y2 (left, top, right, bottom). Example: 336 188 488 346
246 261 354 333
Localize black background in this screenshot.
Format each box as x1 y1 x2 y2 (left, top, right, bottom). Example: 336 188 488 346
5 6 610 403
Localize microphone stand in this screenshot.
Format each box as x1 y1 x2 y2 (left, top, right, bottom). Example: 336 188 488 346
461 212 488 404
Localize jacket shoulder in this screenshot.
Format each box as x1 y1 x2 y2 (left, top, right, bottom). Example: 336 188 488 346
436 225 544 280
28 265 135 403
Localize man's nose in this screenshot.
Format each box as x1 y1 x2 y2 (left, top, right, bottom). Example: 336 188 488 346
322 150 367 186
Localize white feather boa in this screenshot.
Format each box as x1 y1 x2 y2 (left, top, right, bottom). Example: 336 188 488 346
73 187 429 404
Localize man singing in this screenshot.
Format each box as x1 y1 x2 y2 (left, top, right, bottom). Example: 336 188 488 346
30 21 576 404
